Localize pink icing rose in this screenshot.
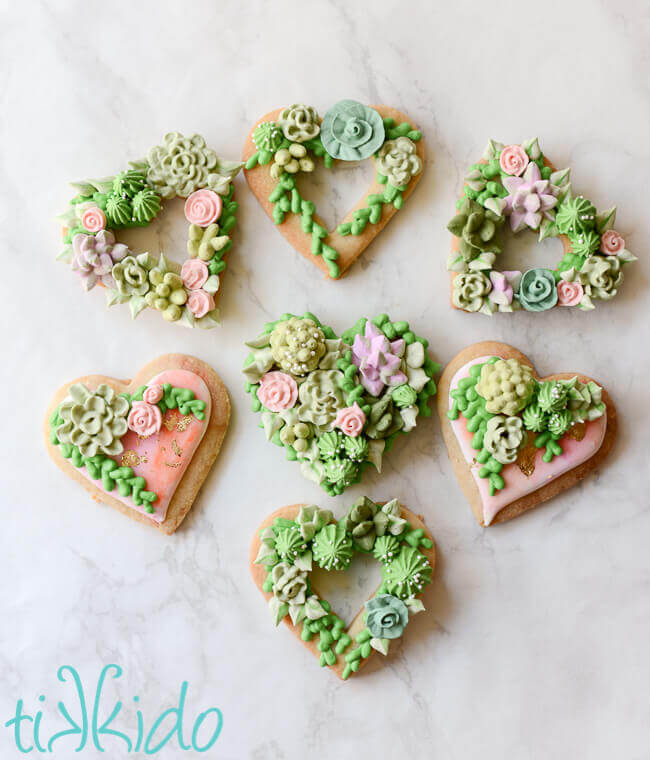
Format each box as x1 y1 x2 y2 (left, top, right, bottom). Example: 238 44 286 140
257 371 298 412
181 258 209 290
184 189 223 227
143 384 164 404
187 289 215 318
600 229 625 256
334 402 366 438
127 401 162 438
81 206 107 233
499 145 529 176
557 280 584 307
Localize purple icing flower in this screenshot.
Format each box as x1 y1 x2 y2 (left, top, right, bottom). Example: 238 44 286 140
351 321 407 397
71 231 129 290
503 163 558 233
488 270 521 306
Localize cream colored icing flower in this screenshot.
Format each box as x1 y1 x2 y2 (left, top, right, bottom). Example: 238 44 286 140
278 104 320 143
55 383 129 458
297 370 346 431
475 359 535 416
483 415 525 464
375 136 423 189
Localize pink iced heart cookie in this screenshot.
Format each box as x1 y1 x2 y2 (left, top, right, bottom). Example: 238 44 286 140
437 342 617 526
44 355 230 534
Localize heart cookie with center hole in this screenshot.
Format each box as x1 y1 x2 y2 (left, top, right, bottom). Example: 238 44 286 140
437 341 617 526
243 312 439 495
250 499 436 680
44 354 230 534
243 100 425 279
57 132 243 328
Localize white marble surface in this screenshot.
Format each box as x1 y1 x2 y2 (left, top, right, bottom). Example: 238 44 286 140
1 0 650 756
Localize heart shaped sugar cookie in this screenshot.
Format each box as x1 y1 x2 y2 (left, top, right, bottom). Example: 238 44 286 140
250 499 435 680
243 101 425 279
438 342 616 526
243 312 439 495
57 132 243 328
44 354 230 534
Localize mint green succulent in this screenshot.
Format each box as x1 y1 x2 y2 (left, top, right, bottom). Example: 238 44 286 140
312 523 354 570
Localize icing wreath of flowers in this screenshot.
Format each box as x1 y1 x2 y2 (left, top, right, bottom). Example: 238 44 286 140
254 499 433 680
448 356 606 496
447 137 637 314
48 380 207 514
243 313 439 496
57 132 243 328
244 100 423 279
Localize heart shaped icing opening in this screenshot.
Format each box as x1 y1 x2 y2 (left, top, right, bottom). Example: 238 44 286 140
250 500 435 680
243 101 425 279
56 132 243 328
45 355 230 534
438 342 617 526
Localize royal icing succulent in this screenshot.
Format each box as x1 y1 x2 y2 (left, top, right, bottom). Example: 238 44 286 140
447 138 637 313
49 378 207 517
448 356 606 498
243 313 439 495
254 499 433 679
57 132 242 327
244 100 423 279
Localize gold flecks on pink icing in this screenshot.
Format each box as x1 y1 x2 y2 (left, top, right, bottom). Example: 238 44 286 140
74 369 211 523
81 206 106 232
184 188 222 226
448 356 607 526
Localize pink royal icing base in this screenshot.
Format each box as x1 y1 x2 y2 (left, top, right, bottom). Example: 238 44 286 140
77 369 211 524
448 356 607 526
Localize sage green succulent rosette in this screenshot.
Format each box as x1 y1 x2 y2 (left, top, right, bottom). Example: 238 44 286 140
255 499 433 679
447 137 636 314
243 312 439 496
48 379 208 515
448 356 606 497
244 100 423 279
57 132 242 328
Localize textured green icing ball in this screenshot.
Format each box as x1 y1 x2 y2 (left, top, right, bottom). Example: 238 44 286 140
569 229 600 258
372 534 401 562
475 358 535 416
547 408 574 437
132 188 162 224
343 435 369 462
270 318 327 375
312 523 354 570
381 546 432 599
317 431 344 460
253 121 284 152
322 457 358 487
391 384 418 408
556 195 597 235
105 195 132 227
537 381 569 413
112 169 147 197
522 403 547 432
274 525 308 562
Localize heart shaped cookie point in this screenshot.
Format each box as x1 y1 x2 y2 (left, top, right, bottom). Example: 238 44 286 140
243 102 425 279
44 355 230 534
438 342 617 526
243 313 440 494
57 133 243 328
250 500 435 680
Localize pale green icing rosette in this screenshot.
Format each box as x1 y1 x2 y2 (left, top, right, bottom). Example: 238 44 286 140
278 104 321 143
320 100 385 161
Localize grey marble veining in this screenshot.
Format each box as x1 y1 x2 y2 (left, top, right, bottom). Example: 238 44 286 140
1 0 649 757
